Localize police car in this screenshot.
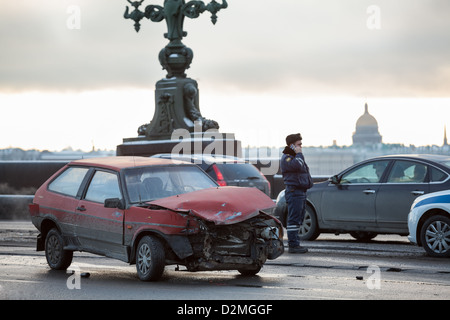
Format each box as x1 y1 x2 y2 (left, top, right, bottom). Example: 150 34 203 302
408 190 450 257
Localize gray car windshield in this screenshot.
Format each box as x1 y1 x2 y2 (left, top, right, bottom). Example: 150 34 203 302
124 165 217 203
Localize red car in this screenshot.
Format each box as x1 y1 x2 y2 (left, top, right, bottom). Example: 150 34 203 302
29 157 284 281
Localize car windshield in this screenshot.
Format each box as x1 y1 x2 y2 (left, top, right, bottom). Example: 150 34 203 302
124 165 217 203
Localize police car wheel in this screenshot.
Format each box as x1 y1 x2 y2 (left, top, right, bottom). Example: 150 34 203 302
421 215 450 258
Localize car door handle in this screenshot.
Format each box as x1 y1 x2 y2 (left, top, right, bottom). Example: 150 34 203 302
411 190 425 196
363 189 376 194
76 206 86 211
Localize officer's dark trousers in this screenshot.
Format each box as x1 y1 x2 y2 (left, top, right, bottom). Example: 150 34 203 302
285 186 307 247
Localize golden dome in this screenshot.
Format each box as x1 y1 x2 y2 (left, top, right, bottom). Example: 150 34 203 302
352 103 382 145
356 103 378 127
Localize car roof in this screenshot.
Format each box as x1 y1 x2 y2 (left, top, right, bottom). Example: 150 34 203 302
69 156 191 171
337 154 450 176
373 154 450 162
153 153 245 164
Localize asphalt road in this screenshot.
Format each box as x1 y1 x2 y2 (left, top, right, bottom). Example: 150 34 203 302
1 221 450 301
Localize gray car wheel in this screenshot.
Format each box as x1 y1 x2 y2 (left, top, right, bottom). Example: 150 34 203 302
421 215 450 258
299 206 320 241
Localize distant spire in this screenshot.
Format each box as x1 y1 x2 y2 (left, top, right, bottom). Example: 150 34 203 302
444 126 448 146
364 103 369 114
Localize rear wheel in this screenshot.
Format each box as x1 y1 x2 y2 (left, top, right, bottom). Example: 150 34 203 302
420 215 450 258
45 228 73 270
350 231 377 242
136 235 165 281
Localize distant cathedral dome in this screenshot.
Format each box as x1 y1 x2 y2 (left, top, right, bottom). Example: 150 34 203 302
352 103 382 146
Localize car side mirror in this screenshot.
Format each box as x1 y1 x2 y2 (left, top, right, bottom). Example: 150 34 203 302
330 175 340 185
104 198 124 209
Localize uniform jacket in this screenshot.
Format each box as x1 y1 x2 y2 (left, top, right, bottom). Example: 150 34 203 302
281 146 313 191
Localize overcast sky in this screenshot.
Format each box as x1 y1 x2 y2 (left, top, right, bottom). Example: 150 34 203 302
1 0 450 151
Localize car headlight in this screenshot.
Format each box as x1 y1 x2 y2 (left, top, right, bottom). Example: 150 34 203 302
260 226 280 240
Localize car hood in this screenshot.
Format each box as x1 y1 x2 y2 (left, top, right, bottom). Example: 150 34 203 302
150 187 275 225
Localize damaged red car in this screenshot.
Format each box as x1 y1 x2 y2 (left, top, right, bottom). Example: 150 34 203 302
29 157 284 281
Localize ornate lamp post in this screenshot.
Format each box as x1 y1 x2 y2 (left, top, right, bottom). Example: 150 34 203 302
118 0 240 157
124 0 227 78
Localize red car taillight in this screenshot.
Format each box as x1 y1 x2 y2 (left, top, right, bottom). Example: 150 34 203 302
29 203 39 216
212 164 227 186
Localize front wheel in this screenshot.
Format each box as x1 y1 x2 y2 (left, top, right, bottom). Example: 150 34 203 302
136 235 165 281
238 265 261 276
45 228 73 270
420 215 450 258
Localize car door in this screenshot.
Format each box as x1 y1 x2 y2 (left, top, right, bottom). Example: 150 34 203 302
76 169 127 260
46 166 90 236
375 160 429 233
321 160 390 229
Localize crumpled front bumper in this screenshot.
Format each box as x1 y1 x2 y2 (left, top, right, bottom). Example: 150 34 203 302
185 214 284 272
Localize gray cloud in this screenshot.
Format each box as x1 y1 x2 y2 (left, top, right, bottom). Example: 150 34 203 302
1 0 449 97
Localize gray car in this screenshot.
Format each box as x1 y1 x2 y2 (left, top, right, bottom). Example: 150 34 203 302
274 154 450 241
152 154 271 197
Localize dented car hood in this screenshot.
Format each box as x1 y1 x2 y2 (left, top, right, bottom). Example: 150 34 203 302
150 187 275 225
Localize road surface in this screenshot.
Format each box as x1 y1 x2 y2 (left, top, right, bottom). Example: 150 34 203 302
1 221 449 301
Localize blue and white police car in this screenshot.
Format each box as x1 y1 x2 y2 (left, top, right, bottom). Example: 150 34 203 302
408 190 450 257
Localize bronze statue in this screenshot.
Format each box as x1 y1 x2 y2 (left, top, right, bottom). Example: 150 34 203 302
183 83 219 131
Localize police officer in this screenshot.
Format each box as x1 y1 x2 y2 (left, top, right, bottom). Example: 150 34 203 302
281 133 313 253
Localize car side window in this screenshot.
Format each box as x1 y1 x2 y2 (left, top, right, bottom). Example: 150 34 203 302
340 161 389 184
387 161 428 183
85 171 121 203
48 167 89 197
430 167 448 182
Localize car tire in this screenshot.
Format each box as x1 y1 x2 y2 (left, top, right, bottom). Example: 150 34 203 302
45 228 73 270
350 231 377 242
420 215 450 258
136 235 165 281
238 265 262 276
299 205 320 241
